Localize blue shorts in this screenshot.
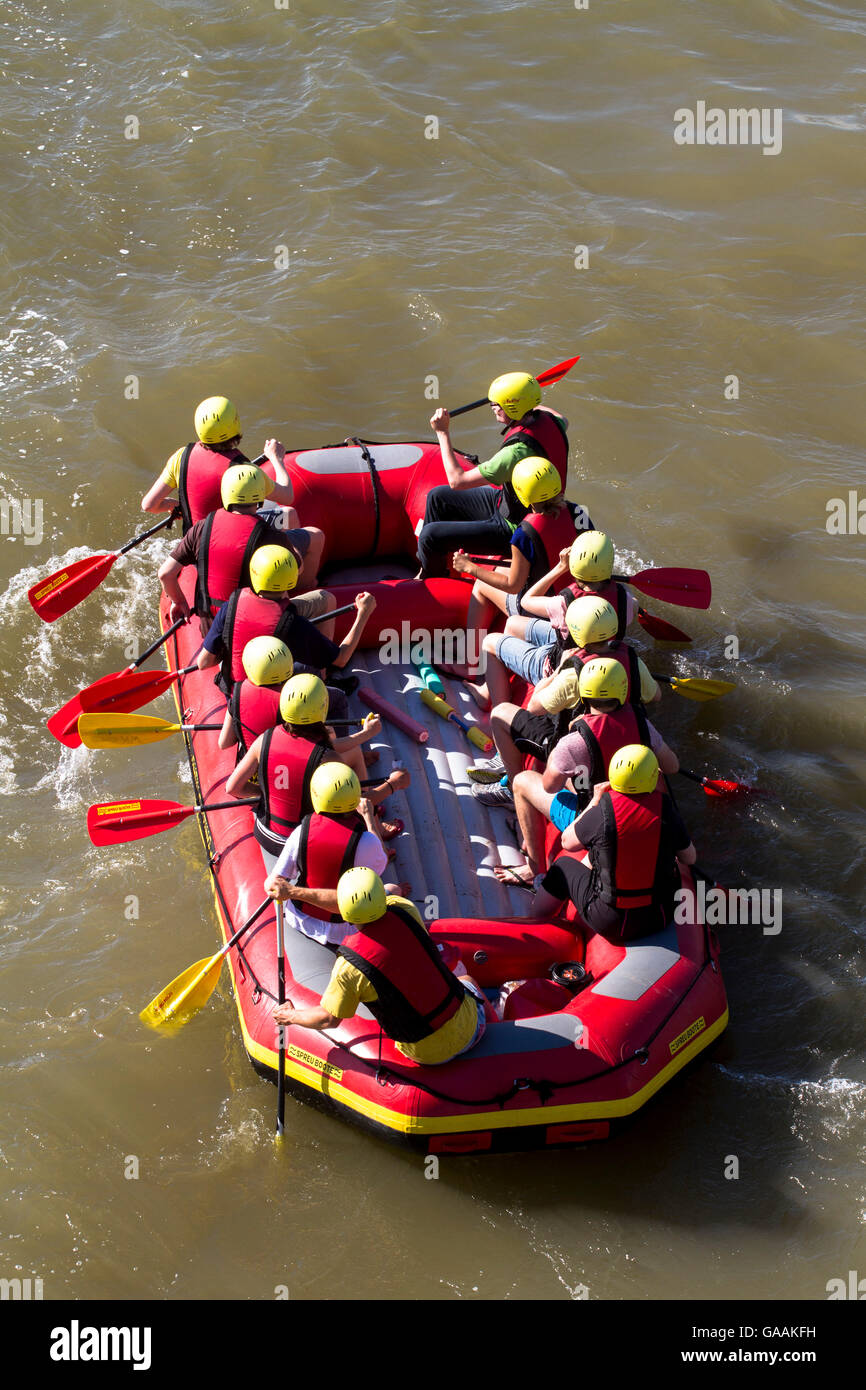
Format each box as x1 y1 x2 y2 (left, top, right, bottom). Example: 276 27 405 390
491 627 555 686
549 790 583 831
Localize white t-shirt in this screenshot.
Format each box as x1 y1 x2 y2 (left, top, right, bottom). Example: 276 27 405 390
271 822 389 945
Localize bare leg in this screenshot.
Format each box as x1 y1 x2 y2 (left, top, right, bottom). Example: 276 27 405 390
311 588 337 641
490 702 526 783
299 526 325 590
513 769 555 878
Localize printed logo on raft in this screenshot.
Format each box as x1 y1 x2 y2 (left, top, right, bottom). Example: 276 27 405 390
674 101 783 156
674 881 782 935
379 621 486 675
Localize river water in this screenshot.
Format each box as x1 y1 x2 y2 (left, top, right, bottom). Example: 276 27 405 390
1 0 864 1305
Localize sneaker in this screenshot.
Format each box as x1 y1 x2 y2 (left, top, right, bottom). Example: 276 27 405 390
466 754 505 784
470 779 514 808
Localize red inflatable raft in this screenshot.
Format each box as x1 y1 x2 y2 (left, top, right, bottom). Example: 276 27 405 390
154 439 728 1153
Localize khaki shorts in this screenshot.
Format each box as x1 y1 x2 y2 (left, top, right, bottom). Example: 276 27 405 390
291 589 332 621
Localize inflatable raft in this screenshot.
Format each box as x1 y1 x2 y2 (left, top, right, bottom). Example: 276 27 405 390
155 439 728 1153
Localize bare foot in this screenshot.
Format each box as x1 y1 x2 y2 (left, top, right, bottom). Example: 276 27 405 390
493 861 533 885
463 680 491 712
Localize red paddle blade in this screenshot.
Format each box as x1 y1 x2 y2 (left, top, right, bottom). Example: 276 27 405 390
702 777 767 799
28 552 117 622
79 667 180 716
536 355 580 387
87 798 195 846
637 609 692 642
47 670 129 748
627 567 711 611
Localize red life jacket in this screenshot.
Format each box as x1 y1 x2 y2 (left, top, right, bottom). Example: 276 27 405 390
518 500 592 593
498 408 569 526
548 640 642 747
294 811 365 922
594 788 664 910
229 680 281 754
254 726 327 854
177 442 247 532
195 510 271 617
221 587 298 688
338 904 467 1044
571 703 652 785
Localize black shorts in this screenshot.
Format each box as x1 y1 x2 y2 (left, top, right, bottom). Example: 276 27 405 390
510 707 557 761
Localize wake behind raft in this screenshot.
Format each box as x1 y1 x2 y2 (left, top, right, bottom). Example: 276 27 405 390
144 440 728 1153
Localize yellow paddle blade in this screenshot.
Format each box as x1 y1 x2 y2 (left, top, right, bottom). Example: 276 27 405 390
139 953 224 1033
669 677 736 702
78 712 181 748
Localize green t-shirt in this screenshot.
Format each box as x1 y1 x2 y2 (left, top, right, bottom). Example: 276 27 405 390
477 440 535 532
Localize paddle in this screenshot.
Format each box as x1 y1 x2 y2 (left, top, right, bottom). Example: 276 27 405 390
450 356 581 418
678 767 768 799
87 796 259 846
78 713 223 748
79 710 365 749
653 673 735 701
48 603 358 746
28 510 180 622
636 607 692 643
276 899 287 1138
47 620 194 749
139 896 272 1032
613 568 711 611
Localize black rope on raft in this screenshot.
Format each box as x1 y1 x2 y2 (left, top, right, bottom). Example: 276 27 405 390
346 437 381 559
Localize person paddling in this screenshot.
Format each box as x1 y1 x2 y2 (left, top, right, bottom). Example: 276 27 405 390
141 396 323 586
442 458 591 679
194 544 373 696
509 529 636 652
226 675 407 855
415 372 569 578
272 869 489 1065
496 658 680 883
264 764 400 946
158 463 311 632
469 596 659 809
529 746 696 942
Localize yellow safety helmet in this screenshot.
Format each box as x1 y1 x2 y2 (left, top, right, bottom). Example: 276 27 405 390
337 867 387 925
569 530 614 584
578 656 628 707
487 371 542 421
511 456 562 508
279 673 329 726
220 463 274 509
249 544 298 595
195 396 241 444
241 636 294 688
310 762 361 816
608 744 659 796
565 595 619 647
